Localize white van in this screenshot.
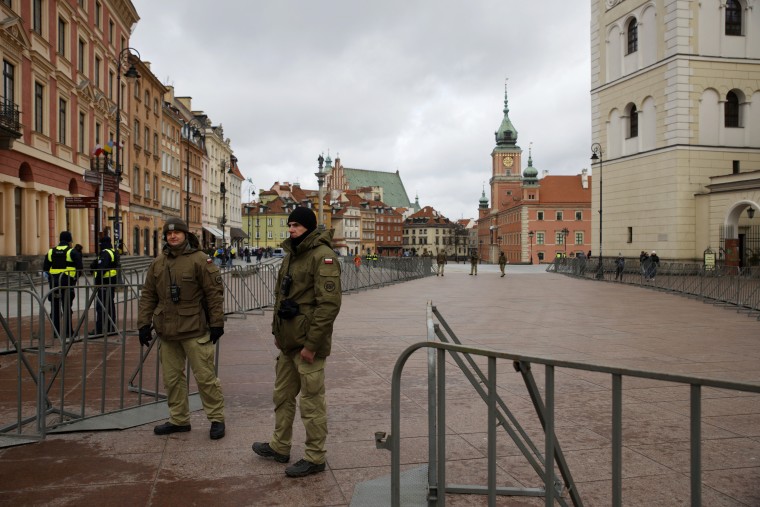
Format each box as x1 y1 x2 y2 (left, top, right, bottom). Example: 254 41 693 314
272 248 286 258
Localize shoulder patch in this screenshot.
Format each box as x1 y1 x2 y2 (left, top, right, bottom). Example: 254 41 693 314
215 275 223 284
324 258 333 264
207 258 213 264
324 280 336 292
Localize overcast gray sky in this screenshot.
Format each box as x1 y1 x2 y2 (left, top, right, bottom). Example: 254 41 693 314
130 0 592 220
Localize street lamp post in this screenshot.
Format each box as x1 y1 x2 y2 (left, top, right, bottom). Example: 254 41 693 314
591 143 603 279
315 154 326 229
184 123 201 224
220 155 235 258
528 230 534 264
246 178 255 249
113 47 141 248
259 203 268 251
561 227 569 257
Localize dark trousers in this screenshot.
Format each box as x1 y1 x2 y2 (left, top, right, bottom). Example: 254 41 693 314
95 278 116 334
50 274 76 337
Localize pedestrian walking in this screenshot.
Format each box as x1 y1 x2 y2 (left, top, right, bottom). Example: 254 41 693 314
252 206 342 478
43 231 83 338
436 250 447 276
498 251 507 277
137 217 226 440
615 253 625 281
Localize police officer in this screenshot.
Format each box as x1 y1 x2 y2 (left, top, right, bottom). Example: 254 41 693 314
43 231 83 338
90 236 119 337
137 217 226 440
252 206 341 478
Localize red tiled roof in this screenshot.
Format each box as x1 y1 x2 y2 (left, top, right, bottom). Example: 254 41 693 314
538 175 592 204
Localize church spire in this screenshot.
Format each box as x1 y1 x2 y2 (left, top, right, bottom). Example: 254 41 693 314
494 79 518 147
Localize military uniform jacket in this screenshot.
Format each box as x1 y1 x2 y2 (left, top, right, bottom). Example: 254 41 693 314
138 238 224 341
436 253 446 265
272 229 341 358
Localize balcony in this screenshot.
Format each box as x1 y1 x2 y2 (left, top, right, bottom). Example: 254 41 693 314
0 97 22 149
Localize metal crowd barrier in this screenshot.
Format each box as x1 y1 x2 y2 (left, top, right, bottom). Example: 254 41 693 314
548 259 760 318
370 302 760 506
0 256 434 442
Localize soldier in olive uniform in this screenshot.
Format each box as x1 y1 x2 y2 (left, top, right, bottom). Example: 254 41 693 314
252 206 342 478
498 251 507 277
436 250 447 276
137 217 226 440
469 251 479 275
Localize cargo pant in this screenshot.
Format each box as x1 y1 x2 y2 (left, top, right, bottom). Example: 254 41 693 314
270 351 327 465
159 333 225 425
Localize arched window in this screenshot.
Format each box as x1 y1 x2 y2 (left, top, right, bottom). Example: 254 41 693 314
626 18 638 54
627 103 639 138
725 91 740 127
725 0 742 36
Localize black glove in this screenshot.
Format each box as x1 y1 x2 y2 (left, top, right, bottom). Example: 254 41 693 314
209 327 224 344
138 325 152 347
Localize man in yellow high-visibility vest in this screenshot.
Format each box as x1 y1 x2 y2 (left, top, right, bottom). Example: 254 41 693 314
43 231 83 337
90 236 119 337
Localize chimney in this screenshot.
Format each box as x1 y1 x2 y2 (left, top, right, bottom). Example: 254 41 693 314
581 168 589 189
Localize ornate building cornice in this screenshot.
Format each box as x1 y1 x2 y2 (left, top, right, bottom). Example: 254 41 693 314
606 0 626 10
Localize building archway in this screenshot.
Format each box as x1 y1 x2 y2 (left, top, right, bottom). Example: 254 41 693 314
722 200 760 267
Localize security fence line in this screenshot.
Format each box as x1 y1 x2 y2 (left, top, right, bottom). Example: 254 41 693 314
368 302 760 507
0 256 434 443
547 258 760 319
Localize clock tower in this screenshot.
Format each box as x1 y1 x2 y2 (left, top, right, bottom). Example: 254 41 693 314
490 82 522 211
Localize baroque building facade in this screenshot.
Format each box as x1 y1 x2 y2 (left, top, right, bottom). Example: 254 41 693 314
592 0 760 264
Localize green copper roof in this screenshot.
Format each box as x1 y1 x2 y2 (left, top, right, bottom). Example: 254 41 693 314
495 83 518 147
523 150 538 185
479 188 489 208
342 167 414 209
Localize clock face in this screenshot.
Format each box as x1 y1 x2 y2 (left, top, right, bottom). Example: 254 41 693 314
503 156 514 168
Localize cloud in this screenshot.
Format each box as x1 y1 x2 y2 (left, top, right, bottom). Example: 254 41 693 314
131 0 592 219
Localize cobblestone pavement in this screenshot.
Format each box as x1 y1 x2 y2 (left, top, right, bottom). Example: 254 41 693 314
0 263 758 506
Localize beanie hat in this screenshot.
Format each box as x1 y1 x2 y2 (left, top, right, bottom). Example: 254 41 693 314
100 236 112 248
60 231 73 243
287 206 317 233
162 217 189 235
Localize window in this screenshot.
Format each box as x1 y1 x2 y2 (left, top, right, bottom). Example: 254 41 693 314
556 232 565 245
628 104 638 138
32 0 42 35
133 167 140 196
153 98 159 115
57 17 66 57
95 1 102 29
627 227 633 244
153 176 158 200
95 121 101 144
575 211 582 221
108 70 114 99
725 91 740 128
537 211 544 221
626 18 638 54
556 211 563 221
58 98 67 144
153 133 158 153
2 60 14 105
108 19 114 44
536 232 545 245
733 160 740 174
574 232 583 245
725 0 742 36
34 82 44 133
144 172 150 199
133 120 140 145
144 127 149 151
78 112 85 153
94 56 101 88
77 39 85 74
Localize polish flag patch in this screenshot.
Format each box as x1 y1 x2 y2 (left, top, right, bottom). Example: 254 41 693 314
323 258 334 264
